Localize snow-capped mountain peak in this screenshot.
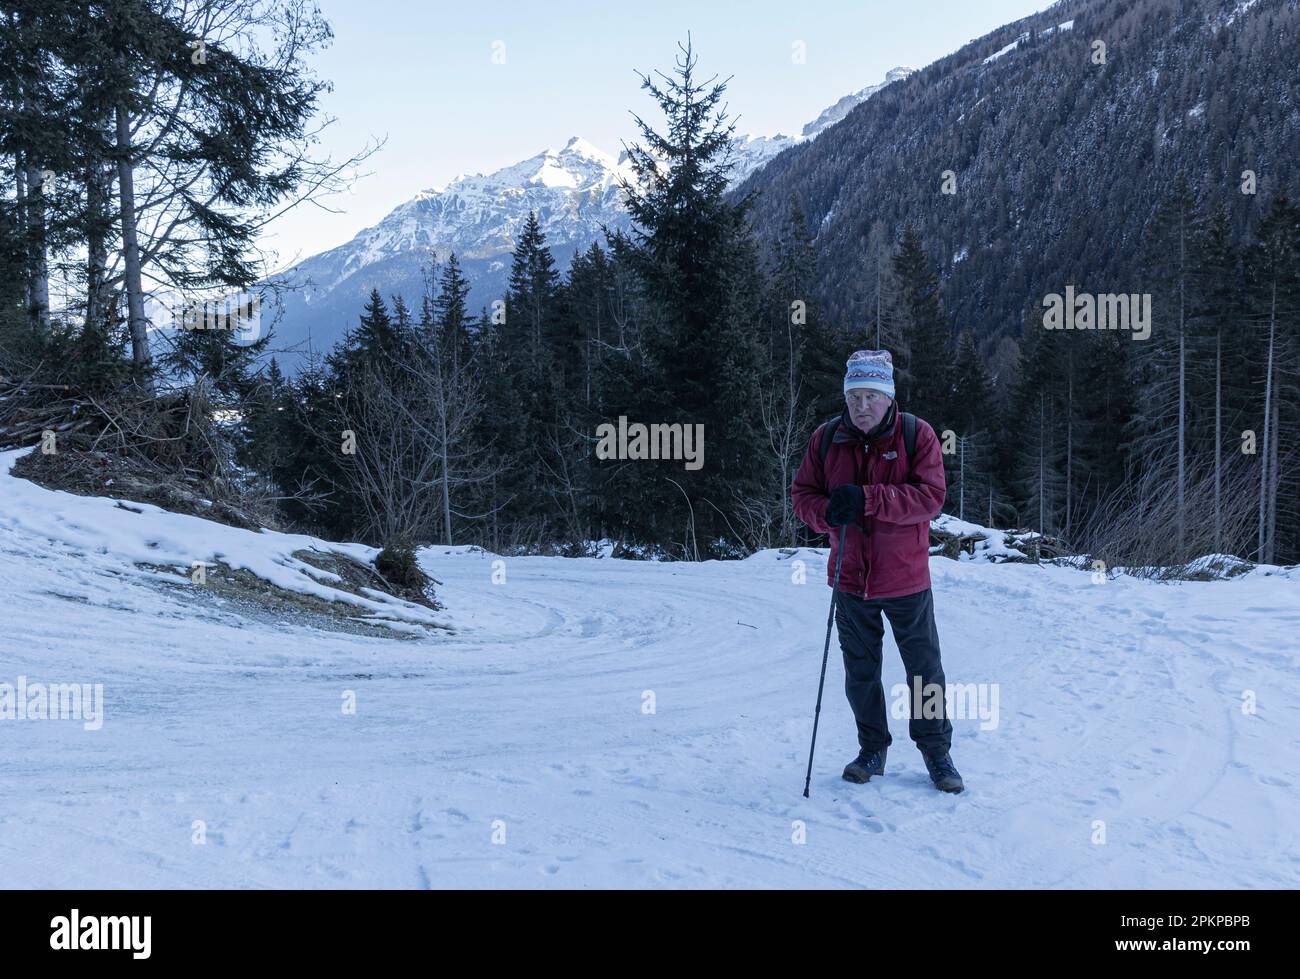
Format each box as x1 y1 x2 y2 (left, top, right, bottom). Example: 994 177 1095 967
269 67 915 369
553 135 619 165
801 66 916 138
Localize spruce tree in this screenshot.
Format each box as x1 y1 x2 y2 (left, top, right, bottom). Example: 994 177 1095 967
891 224 952 427
506 211 561 379
612 35 769 554
947 331 996 522
1008 313 1066 535
329 289 400 383
433 253 473 374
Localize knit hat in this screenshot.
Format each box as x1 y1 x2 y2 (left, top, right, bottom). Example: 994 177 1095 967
843 349 895 398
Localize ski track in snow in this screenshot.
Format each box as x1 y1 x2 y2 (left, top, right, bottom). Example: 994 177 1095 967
2 517 1299 888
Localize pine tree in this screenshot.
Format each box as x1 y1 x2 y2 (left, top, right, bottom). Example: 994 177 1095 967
949 330 995 437
947 331 996 520
469 296 523 551
1070 327 1137 530
415 270 490 546
563 241 615 409
241 356 292 476
329 289 400 383
610 34 769 554
273 353 350 535
506 211 561 378
432 253 473 374
496 218 565 542
864 219 903 353
891 224 952 426
162 288 271 401
768 193 840 421
1008 315 1066 535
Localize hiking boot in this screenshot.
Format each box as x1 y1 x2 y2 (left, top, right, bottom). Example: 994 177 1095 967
842 746 888 783
922 751 964 793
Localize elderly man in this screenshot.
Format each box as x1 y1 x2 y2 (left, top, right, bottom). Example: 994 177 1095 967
791 349 963 793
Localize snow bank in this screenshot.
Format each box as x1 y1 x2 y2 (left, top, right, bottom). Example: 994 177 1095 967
931 513 1032 562
5 481 1298 887
0 447 450 631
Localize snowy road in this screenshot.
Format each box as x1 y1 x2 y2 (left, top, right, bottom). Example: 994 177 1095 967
2 490 1299 887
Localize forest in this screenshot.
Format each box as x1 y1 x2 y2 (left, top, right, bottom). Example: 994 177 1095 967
2 2 1297 571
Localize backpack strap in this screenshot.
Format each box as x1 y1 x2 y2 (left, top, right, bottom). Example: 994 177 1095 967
817 415 841 468
820 410 918 467
901 411 917 463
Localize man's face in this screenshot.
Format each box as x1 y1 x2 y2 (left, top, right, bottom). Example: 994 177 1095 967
846 388 892 433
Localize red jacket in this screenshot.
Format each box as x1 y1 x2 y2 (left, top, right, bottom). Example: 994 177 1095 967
790 406 946 599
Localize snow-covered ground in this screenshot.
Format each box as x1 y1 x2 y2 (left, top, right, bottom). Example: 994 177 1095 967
2 453 1298 888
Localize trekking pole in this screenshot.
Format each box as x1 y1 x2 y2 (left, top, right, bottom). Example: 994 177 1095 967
803 523 848 798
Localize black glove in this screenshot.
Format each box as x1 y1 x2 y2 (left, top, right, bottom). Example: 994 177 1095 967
825 484 865 526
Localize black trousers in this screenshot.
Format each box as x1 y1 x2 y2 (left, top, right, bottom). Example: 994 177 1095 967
833 587 952 755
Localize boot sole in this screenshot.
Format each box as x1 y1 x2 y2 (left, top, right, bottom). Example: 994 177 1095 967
842 762 886 784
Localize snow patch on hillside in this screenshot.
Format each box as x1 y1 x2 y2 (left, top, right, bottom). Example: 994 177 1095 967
0 448 450 631
984 33 1029 64
1222 0 1260 27
983 21 1074 65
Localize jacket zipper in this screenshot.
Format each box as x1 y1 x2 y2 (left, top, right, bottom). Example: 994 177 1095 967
862 443 872 599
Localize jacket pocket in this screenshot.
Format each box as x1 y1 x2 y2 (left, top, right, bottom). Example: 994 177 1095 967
839 530 865 583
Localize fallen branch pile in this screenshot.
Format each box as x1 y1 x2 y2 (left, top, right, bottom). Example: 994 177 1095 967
0 374 222 476
0 374 274 530
928 523 1072 563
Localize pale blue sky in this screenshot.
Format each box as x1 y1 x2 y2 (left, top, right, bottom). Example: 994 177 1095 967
261 0 1060 267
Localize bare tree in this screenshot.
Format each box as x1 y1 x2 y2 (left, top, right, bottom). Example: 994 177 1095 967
757 365 811 547
330 366 445 543
536 424 594 546
396 329 502 545
1071 451 1260 577
864 219 902 350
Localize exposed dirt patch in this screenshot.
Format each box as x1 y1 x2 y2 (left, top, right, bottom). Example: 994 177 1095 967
147 557 448 640
11 447 446 637
292 548 441 611
12 445 269 531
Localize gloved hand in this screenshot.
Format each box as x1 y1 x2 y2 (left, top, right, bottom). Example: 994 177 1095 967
825 484 866 526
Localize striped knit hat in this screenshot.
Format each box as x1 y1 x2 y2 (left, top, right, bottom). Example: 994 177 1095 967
843 349 895 398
